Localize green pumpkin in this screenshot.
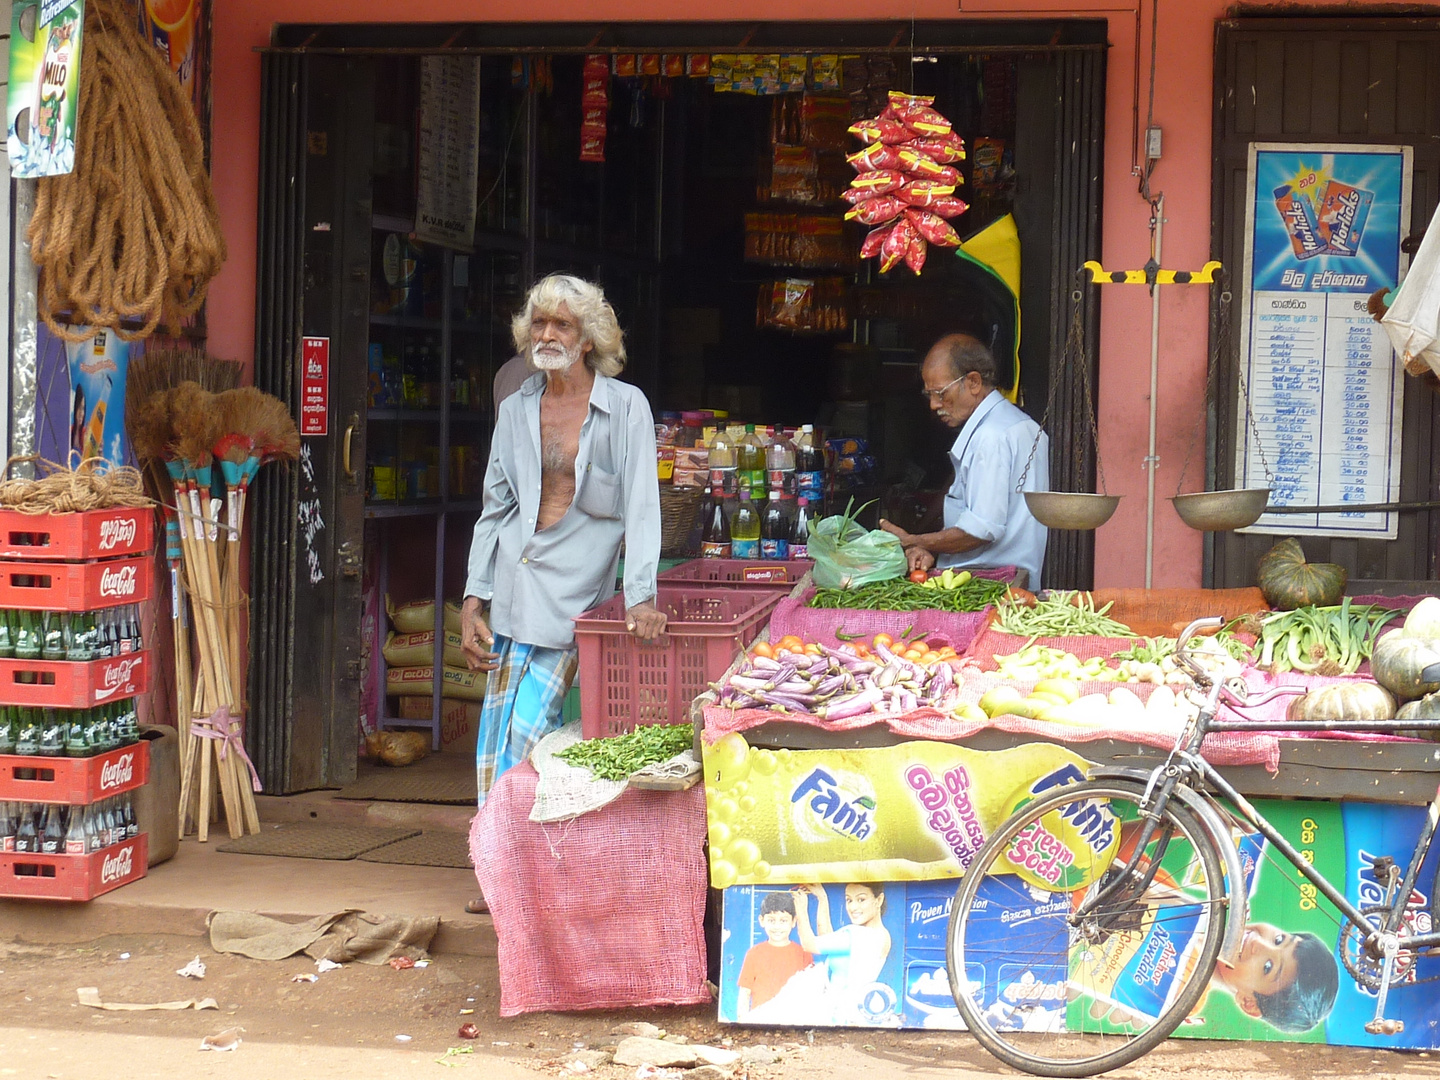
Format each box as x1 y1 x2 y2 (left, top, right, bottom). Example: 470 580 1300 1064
1396 690 1440 741
1371 632 1440 701
1286 681 1395 723
1256 539 1347 610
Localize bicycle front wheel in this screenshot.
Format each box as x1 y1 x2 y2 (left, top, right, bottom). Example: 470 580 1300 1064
947 781 1227 1078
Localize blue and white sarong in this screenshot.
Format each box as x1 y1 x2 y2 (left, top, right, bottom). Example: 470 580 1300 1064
476 634 579 808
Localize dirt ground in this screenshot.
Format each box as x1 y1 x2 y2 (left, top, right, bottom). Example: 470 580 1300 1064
3 935 1440 1080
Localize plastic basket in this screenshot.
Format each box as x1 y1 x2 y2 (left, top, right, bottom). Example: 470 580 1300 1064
574 585 782 738
0 508 154 562
658 558 813 590
0 556 154 611
0 833 147 901
0 740 149 804
0 651 150 709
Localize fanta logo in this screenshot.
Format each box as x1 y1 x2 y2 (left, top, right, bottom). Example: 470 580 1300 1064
98 518 138 551
791 767 875 840
99 752 135 791
100 846 134 884
99 565 138 597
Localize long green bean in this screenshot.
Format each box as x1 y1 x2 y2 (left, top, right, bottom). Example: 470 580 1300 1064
994 590 1136 638
806 576 1009 613
555 723 694 781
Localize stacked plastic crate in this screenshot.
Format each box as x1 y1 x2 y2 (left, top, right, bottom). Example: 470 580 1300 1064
0 507 154 900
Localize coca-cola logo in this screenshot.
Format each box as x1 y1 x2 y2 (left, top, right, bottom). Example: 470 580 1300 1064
98 517 139 552
95 657 142 701
100 846 134 884
99 564 138 597
100 751 135 791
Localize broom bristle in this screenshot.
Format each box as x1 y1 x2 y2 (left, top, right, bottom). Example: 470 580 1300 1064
253 392 300 462
127 392 173 465
169 382 220 466
210 389 256 463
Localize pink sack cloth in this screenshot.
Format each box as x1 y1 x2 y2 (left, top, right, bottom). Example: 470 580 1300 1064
470 763 712 1016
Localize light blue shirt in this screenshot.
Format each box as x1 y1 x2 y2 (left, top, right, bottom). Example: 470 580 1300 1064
940 389 1049 590
464 372 661 649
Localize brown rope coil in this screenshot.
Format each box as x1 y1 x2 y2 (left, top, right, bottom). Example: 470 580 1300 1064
0 456 155 513
28 0 226 343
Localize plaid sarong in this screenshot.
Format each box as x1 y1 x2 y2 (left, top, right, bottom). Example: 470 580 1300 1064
476 634 579 808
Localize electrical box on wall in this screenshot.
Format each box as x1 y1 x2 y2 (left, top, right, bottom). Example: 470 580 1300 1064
1145 126 1163 160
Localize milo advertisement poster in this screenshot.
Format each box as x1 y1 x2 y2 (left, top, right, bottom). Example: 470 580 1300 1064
7 0 84 178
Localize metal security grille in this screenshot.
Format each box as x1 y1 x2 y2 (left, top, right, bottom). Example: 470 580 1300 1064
249 52 306 793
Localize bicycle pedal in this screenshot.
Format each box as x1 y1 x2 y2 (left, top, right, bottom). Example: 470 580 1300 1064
1365 1018 1405 1036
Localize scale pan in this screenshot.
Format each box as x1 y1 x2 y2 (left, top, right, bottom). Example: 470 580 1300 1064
1171 488 1270 532
1024 492 1120 531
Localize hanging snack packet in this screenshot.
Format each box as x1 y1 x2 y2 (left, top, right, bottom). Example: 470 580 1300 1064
906 208 962 247
905 232 928 274
686 54 711 78
860 223 894 259
924 194 970 218
810 54 841 91
849 117 913 145
903 135 966 164
613 54 638 78
849 169 906 195
709 55 735 86
895 179 957 205
847 142 904 172
898 105 952 137
879 215 919 273
845 195 907 225
886 90 936 108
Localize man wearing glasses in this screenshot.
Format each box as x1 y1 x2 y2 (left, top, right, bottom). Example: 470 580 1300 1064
879 334 1049 590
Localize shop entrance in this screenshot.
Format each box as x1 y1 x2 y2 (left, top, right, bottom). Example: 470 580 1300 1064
249 21 1106 793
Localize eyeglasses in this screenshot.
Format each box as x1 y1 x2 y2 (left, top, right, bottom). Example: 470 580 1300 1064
920 373 972 402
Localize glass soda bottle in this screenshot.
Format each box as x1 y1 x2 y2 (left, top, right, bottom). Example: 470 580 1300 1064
13 610 41 660
64 708 90 757
14 708 40 756
795 425 825 504
791 496 813 560
123 794 137 841
0 802 14 852
729 491 760 559
706 428 737 498
701 492 731 558
65 611 91 661
0 705 13 755
40 804 64 854
14 804 38 853
766 432 797 496
41 611 65 661
760 490 791 561
0 609 13 658
38 709 65 756
65 805 86 854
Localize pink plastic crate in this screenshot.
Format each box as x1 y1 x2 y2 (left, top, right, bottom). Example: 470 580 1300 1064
574 585 782 738
658 558 812 590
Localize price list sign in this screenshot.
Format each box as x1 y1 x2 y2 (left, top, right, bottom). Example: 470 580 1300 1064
1237 144 1411 539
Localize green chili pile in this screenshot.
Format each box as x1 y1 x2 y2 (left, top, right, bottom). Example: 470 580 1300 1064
994 590 1136 638
554 723 694 781
807 576 1009 613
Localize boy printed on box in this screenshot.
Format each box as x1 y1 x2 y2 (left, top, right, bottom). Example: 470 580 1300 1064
736 891 813 1019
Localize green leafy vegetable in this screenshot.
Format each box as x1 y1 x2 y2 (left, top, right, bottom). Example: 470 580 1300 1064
555 723 694 781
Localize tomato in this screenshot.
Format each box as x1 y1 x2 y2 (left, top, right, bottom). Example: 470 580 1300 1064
752 641 775 660
903 649 925 662
778 635 805 653
920 651 941 666
909 569 930 584
872 633 894 651
936 647 958 660
803 643 823 657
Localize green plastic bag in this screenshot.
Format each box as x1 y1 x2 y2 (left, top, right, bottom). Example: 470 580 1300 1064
809 513 908 589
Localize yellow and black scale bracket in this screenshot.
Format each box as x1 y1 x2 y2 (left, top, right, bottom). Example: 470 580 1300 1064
1082 259 1222 286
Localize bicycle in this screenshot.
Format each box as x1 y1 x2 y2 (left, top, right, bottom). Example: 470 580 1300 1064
946 616 1440 1077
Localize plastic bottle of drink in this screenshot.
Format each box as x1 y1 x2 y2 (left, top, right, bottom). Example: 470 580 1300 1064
41 611 65 661
795 425 825 505
730 491 761 559
13 610 41 660
738 425 766 495
38 709 65 757
706 428 737 498
0 609 13 658
64 709 90 757
701 492 732 558
761 490 792 560
766 432 797 496
14 804 38 853
15 708 40 756
791 496 813 559
65 805 85 854
40 804 64 855
686 485 713 557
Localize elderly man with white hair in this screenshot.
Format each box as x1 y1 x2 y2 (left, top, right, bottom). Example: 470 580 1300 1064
461 276 664 843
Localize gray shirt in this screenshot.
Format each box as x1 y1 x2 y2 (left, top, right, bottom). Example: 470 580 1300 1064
493 354 533 408
465 371 661 649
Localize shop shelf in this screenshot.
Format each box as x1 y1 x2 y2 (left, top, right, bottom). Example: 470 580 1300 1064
574 585 782 739
0 833 147 901
659 558 812 590
369 313 444 331
0 508 154 562
0 741 150 804
0 556 154 611
0 651 150 709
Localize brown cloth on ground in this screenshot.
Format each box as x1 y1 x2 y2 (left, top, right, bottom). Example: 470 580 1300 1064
206 909 438 965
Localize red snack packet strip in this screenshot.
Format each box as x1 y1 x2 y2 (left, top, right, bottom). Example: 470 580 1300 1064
926 195 970 218
845 195 906 225
860 223 894 259
896 180 957 205
584 55 609 78
905 233 928 274
639 54 662 77
902 106 953 137
841 187 874 205
847 143 904 172
879 216 918 273
849 169 906 194
905 136 965 164
897 148 949 180
906 208 961 248
887 89 936 108
663 55 685 77
905 162 960 187
849 118 913 146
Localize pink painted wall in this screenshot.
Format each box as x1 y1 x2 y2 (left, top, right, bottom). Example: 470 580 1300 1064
206 0 1333 587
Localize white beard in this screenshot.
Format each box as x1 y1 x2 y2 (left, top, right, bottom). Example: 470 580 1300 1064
531 341 582 372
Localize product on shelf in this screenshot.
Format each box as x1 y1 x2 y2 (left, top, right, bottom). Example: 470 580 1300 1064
756 277 851 334
1 794 137 854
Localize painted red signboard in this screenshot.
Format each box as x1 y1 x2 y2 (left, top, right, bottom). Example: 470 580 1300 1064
300 337 330 436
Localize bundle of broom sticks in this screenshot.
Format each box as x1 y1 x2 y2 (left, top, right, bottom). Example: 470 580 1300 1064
127 352 297 841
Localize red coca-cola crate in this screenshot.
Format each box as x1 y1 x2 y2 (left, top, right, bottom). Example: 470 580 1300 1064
0 556 153 611
0 833 148 900
0 508 154 562
0 741 149 804
0 651 149 709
